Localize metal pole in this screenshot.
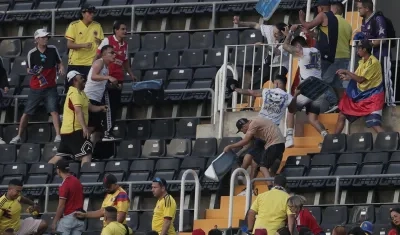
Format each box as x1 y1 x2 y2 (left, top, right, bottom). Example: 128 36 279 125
13 97 18 123
130 6 135 35
305 0 313 22
179 169 200 232
228 168 251 228
334 177 340 205
44 186 49 213
218 45 229 139
211 3 216 30
51 10 56 35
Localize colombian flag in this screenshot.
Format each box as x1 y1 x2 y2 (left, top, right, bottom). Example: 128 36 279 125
338 79 385 116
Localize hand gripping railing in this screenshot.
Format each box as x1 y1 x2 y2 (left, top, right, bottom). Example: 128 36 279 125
179 169 201 232
228 168 251 228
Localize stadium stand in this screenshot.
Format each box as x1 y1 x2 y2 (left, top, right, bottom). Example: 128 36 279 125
0 0 399 235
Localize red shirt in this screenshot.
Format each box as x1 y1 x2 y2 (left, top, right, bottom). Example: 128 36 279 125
389 229 398 235
296 209 323 235
59 175 84 216
97 35 128 81
27 45 61 89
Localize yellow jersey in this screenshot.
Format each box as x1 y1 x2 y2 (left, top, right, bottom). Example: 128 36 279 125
152 194 176 235
250 188 293 235
101 221 133 235
65 20 104 66
61 86 89 134
0 195 22 233
355 55 383 91
101 187 130 227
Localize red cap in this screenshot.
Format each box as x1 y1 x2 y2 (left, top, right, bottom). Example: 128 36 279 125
192 229 206 235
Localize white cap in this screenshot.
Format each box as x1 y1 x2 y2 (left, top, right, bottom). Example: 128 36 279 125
34 29 50 39
67 70 83 82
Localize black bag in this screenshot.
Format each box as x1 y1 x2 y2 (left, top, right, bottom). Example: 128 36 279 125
132 79 164 105
371 11 396 47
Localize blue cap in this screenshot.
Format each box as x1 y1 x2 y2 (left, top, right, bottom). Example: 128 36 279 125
317 0 331 6
360 221 374 235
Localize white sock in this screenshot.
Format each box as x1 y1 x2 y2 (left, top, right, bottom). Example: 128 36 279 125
286 128 294 136
321 130 328 137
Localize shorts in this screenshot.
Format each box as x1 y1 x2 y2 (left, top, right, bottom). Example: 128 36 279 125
253 143 285 174
321 58 350 88
296 94 329 115
65 65 91 93
16 217 42 235
24 86 58 115
88 99 105 132
57 213 85 235
344 110 382 128
247 138 266 159
56 129 93 159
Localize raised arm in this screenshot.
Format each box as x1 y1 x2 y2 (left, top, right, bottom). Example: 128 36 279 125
235 88 263 97
233 16 260 30
282 26 304 57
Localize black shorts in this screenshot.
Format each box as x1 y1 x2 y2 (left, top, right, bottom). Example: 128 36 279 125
56 130 93 160
247 138 266 159
88 99 104 132
253 143 285 173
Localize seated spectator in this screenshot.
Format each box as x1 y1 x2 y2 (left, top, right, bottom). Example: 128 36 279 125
360 221 373 235
101 206 132 235
389 208 400 235
287 195 324 235
332 225 346 235
334 40 385 134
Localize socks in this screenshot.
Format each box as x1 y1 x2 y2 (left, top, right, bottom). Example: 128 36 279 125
286 128 294 137
321 130 328 137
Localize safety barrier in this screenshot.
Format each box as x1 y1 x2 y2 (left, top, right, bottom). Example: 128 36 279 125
0 169 200 232
228 170 400 227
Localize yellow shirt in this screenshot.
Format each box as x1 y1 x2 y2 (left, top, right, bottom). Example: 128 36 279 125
355 55 382 91
65 20 104 66
152 194 176 235
101 187 130 227
61 86 89 134
0 195 22 233
250 188 293 235
101 221 133 235
335 15 352 59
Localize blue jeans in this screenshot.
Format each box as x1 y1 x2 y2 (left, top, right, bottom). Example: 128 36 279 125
24 86 58 115
57 213 85 235
321 58 350 105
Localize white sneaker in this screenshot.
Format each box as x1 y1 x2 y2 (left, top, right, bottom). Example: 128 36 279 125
0 138 5 144
102 135 120 142
238 175 245 185
54 135 61 143
285 135 294 148
324 105 338 113
237 188 258 196
9 136 21 144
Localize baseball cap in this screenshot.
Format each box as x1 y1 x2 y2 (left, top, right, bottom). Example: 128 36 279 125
103 174 118 188
67 70 84 82
153 177 167 187
192 229 206 235
34 29 50 39
360 221 374 235
56 159 70 171
317 0 331 6
81 3 96 12
236 118 249 133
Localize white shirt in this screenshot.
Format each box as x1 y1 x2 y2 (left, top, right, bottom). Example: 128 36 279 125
298 47 322 80
260 25 290 69
84 59 108 102
259 88 293 125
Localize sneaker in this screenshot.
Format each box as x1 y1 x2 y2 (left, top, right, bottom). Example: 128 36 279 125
102 135 120 142
238 175 245 185
324 105 338 113
285 135 294 148
236 188 258 196
9 136 21 144
0 138 5 144
54 135 61 143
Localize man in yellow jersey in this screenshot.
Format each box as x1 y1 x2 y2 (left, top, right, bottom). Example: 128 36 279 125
74 174 130 226
65 4 104 92
101 206 133 235
246 175 295 235
48 70 107 166
151 177 177 235
0 179 48 234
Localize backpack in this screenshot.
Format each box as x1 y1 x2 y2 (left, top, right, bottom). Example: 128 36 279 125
370 11 396 47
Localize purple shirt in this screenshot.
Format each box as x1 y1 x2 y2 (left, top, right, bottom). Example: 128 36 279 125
361 12 389 59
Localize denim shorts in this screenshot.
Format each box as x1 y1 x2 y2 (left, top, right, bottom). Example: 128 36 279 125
57 213 85 235
24 86 59 115
321 58 350 88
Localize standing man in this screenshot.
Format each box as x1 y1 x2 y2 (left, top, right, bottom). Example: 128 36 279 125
48 70 108 166
65 4 104 92
95 21 136 141
51 159 85 235
246 175 295 235
223 117 285 185
356 0 394 106
101 206 133 235
84 45 118 145
0 179 48 235
74 174 130 226
10 29 64 144
151 178 177 235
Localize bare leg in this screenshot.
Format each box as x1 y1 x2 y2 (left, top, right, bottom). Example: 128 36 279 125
17 114 30 136
334 112 347 134
308 113 327 135
372 125 385 133
80 154 92 166
35 220 48 235
48 155 62 165
241 154 253 169
50 111 61 136
258 167 273 187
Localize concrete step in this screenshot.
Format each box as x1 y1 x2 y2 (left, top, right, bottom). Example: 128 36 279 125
193 219 240 233
303 124 336 137
294 136 323 148
318 113 339 125
220 196 256 210
205 209 244 219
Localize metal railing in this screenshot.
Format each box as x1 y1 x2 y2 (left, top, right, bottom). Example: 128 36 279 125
227 169 400 226
228 168 251 228
4 88 217 124
0 169 200 232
